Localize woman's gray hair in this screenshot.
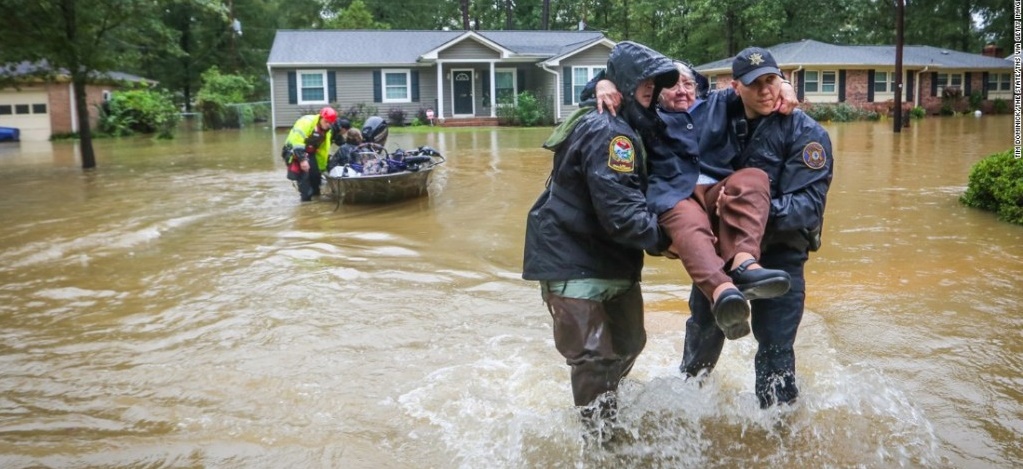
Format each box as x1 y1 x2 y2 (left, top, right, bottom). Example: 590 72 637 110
673 61 695 82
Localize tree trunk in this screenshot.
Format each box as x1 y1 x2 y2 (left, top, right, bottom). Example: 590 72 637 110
461 0 469 30
72 74 96 169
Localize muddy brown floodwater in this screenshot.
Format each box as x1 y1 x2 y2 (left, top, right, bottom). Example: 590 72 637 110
0 115 1020 468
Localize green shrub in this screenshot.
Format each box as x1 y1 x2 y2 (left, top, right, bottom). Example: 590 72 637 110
960 149 1023 225
98 88 180 138
940 87 966 115
497 91 554 127
910 106 926 119
387 107 407 126
343 103 378 129
992 99 1008 114
801 102 878 122
195 67 255 130
968 90 984 111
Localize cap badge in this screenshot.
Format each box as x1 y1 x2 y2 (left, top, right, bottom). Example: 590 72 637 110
749 53 765 66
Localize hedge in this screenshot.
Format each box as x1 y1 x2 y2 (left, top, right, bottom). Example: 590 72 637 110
960 149 1023 225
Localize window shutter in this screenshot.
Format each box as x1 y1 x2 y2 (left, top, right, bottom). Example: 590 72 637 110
964 72 972 97
517 68 526 95
328 71 337 104
981 72 989 99
906 73 915 102
867 70 875 102
287 71 297 104
931 72 938 97
838 70 846 102
411 70 420 102
373 71 382 103
796 70 804 101
562 67 572 105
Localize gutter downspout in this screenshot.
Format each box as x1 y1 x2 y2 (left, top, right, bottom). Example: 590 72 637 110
267 64 276 129
915 66 929 107
540 62 560 122
68 82 78 133
791 65 803 98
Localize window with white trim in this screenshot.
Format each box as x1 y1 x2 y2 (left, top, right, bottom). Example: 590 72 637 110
803 70 837 94
987 72 1010 92
298 70 328 104
572 66 605 104
873 71 893 93
382 69 411 103
495 68 517 105
936 72 963 95
821 71 836 93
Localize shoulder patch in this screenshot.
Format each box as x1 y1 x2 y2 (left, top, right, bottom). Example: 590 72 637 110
608 136 636 173
802 142 827 170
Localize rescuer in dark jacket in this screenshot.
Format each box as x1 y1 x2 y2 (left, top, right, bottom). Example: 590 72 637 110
584 48 829 408
584 62 796 342
521 41 677 439
681 47 834 408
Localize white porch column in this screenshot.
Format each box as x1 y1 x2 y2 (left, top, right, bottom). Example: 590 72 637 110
489 61 496 118
436 61 445 120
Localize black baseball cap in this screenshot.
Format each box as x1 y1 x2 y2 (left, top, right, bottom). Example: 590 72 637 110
732 47 783 85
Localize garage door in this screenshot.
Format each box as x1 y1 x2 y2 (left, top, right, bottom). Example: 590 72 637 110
0 88 51 137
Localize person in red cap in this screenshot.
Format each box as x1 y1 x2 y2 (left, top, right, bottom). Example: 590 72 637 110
282 106 338 202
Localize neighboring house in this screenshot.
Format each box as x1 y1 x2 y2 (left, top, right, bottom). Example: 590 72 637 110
266 29 616 128
695 39 1015 113
0 60 154 140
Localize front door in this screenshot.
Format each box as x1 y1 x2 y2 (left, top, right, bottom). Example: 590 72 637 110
452 69 474 115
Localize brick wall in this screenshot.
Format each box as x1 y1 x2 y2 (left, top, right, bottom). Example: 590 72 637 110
46 82 112 134
844 70 869 107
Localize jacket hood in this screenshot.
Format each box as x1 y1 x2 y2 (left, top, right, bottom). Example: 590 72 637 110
605 41 679 111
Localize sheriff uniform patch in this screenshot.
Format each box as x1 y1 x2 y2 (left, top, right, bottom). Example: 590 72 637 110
608 136 636 173
802 142 827 170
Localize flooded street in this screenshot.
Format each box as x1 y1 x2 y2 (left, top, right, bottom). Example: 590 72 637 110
0 115 1020 468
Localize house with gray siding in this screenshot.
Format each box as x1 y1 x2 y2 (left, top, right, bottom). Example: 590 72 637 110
695 39 1014 114
266 29 616 128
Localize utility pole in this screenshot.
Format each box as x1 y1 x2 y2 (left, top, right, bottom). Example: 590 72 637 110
542 0 549 30
893 0 905 133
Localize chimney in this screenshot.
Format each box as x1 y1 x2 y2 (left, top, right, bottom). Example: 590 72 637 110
982 43 1002 57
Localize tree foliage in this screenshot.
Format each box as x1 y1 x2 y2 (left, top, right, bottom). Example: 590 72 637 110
0 0 172 168
323 0 390 29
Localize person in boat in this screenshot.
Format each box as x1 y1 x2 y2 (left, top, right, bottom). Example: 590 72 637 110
333 118 352 143
327 128 364 173
283 106 338 202
521 40 678 441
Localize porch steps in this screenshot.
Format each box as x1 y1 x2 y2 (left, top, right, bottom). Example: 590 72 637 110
439 117 500 127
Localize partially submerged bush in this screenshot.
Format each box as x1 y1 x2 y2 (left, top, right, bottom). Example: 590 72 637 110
496 91 554 126
195 67 255 130
801 102 879 122
98 88 180 138
960 149 1023 225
